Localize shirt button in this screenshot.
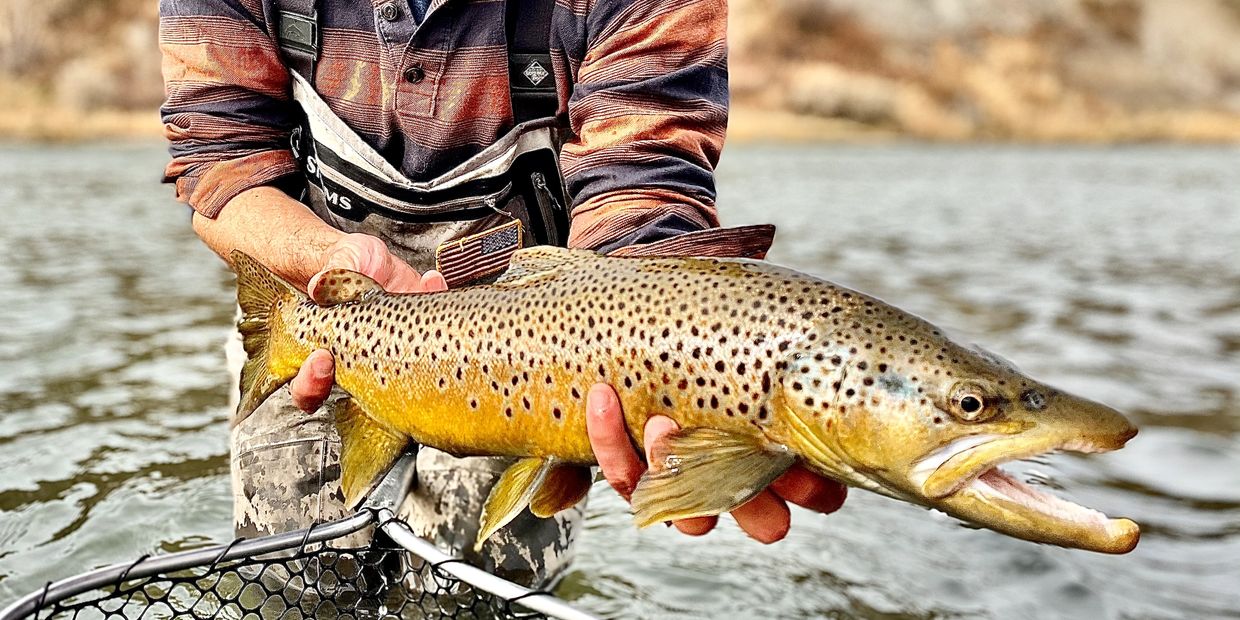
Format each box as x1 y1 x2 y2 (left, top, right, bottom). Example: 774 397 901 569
379 3 400 21
403 64 425 84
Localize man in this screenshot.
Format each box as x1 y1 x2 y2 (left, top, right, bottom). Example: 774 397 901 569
160 0 846 587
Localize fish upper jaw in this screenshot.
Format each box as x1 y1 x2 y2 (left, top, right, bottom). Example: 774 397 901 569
912 421 1138 499
909 433 1008 497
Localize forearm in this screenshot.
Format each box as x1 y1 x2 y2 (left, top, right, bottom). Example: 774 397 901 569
563 0 728 250
192 186 342 289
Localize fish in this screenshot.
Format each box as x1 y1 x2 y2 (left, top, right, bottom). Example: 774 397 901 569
231 246 1140 554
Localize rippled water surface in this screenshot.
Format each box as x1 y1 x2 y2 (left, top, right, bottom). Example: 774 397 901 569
1 143 1237 619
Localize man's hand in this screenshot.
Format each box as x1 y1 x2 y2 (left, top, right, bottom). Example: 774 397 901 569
289 234 447 412
585 384 847 543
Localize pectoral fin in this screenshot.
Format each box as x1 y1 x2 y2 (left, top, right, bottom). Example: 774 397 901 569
630 428 796 528
475 458 591 550
335 398 408 509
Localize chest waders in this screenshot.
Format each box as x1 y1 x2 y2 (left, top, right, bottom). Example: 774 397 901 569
227 0 582 588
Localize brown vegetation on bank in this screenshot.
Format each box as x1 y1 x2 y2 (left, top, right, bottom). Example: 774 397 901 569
2 0 1240 142
729 0 1240 142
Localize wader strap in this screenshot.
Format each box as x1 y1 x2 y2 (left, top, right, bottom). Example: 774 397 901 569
507 0 557 123
274 0 319 84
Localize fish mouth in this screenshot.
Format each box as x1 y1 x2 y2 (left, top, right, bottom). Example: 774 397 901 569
909 427 1140 554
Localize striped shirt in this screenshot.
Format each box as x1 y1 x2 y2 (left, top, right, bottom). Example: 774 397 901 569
159 0 727 250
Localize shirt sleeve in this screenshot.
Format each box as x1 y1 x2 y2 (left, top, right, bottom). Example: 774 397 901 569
159 0 300 217
561 0 727 251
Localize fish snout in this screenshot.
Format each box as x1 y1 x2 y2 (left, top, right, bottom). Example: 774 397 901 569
1052 397 1138 454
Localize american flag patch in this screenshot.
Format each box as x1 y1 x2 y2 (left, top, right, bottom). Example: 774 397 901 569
435 219 524 287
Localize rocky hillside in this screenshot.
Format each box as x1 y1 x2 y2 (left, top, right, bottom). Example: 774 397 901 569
2 0 1240 141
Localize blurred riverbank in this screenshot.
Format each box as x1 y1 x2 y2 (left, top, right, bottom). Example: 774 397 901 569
4 0 1240 143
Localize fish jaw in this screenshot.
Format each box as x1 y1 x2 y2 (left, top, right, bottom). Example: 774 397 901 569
937 467 1140 554
908 403 1140 554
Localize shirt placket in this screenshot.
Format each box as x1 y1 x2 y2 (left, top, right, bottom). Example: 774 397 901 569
374 0 441 117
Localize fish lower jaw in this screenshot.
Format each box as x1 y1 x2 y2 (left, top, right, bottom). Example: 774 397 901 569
972 466 1104 529
968 465 1140 554
908 431 1141 553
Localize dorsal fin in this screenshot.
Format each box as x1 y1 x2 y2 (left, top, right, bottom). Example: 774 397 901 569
309 269 383 305
495 246 596 285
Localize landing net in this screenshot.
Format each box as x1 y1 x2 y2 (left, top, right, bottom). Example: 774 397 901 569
0 509 596 620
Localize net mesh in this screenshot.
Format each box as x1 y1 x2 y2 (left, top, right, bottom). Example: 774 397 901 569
22 535 550 620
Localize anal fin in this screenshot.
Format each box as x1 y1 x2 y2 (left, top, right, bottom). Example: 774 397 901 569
630 428 796 527
475 458 591 550
335 398 408 509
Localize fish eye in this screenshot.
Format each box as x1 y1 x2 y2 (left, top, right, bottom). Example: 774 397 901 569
960 395 983 414
949 384 993 422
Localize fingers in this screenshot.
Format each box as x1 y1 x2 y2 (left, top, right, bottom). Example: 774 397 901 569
289 349 334 412
673 515 717 536
585 384 643 499
731 490 791 543
641 415 679 468
419 270 448 293
381 259 426 293
728 468 847 544
769 465 848 515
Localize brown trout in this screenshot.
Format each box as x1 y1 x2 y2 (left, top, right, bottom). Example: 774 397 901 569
233 246 1140 554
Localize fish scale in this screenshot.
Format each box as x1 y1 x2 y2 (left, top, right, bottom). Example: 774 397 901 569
232 246 1141 555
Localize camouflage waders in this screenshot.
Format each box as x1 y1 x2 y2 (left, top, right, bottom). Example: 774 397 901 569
230 0 578 588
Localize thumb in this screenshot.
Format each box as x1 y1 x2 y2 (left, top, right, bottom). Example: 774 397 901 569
320 234 384 276
310 234 422 297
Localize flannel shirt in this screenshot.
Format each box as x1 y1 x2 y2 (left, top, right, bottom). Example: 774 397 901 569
159 0 727 249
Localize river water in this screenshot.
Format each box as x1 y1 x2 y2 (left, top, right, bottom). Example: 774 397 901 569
0 143 1237 619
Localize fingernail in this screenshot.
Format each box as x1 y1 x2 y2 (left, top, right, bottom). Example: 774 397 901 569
312 357 333 379
587 385 611 414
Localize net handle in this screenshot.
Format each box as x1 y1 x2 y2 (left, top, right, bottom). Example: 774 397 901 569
375 508 599 620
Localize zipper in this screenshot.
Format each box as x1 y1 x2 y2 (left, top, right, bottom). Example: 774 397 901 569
420 182 513 214
531 172 563 246
321 162 514 219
